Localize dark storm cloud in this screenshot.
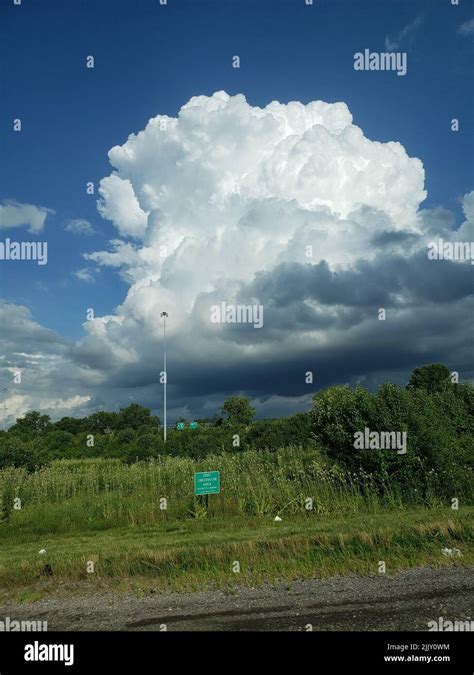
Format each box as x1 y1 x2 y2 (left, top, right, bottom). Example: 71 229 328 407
246 253 473 310
370 230 420 247
59 245 474 417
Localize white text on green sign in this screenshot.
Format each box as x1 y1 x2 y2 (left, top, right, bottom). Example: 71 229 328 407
194 471 220 495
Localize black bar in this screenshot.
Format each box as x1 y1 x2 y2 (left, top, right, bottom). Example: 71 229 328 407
0 631 470 674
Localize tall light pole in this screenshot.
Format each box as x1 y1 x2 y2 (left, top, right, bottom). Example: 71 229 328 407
160 312 168 442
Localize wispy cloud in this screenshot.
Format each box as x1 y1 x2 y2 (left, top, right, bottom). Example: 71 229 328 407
458 18 474 36
73 268 96 283
65 218 96 236
385 15 424 52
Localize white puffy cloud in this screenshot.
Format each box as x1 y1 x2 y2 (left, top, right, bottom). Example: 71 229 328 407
97 174 148 238
455 190 474 241
89 92 427 343
99 92 424 245
3 393 91 424
0 201 54 233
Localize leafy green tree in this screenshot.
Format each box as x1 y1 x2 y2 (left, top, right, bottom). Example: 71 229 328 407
246 414 312 451
115 428 137 445
311 386 377 462
10 411 52 435
117 403 160 430
40 431 75 459
54 416 87 434
87 411 119 434
0 436 37 470
135 433 158 451
407 363 451 394
221 396 255 426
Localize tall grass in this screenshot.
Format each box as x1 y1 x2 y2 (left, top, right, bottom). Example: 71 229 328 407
0 448 449 534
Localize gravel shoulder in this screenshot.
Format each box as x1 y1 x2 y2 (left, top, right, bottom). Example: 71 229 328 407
0 565 472 631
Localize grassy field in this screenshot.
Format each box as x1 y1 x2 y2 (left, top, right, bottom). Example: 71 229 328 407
0 451 472 602
0 509 472 603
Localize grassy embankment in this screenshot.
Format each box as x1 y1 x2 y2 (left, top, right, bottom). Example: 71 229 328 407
0 450 472 602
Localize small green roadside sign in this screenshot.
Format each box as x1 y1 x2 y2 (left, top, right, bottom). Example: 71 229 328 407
194 471 220 496
189 421 199 429
177 422 185 430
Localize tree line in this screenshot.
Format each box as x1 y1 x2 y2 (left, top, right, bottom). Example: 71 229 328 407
0 364 472 498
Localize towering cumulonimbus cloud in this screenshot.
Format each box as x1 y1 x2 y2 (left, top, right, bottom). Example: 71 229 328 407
3 92 471 423
91 91 427 329
77 92 472 421
98 91 426 241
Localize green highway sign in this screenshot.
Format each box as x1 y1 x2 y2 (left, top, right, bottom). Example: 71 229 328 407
177 422 185 430
189 421 199 429
194 471 220 496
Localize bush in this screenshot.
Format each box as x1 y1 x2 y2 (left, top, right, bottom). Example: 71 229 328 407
0 437 38 471
310 381 474 499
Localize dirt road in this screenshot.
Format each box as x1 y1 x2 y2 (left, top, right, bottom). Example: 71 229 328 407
0 566 472 631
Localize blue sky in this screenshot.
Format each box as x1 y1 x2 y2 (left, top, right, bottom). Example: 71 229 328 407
0 0 473 422
2 0 473 338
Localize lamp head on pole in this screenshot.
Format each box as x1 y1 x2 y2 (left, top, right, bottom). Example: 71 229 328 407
160 312 168 318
